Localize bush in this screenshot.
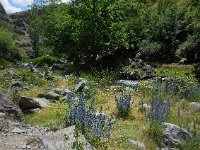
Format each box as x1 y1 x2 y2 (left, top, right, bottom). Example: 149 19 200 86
0 22 15 59
115 94 131 117
32 55 58 66
0 59 12 69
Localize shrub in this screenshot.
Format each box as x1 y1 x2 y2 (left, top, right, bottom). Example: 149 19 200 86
0 22 15 59
93 69 119 88
115 94 131 117
0 59 12 69
32 55 58 66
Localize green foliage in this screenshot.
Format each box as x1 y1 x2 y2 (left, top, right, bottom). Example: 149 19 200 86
24 102 67 127
181 129 200 150
31 55 57 66
26 0 200 65
81 69 119 88
18 68 47 86
146 122 164 147
0 22 15 59
0 59 12 69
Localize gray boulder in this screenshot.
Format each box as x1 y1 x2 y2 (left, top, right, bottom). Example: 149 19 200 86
41 126 95 150
116 80 140 89
0 112 6 118
0 93 23 120
54 88 74 96
54 88 65 95
179 58 187 65
11 126 26 134
20 96 49 110
75 79 87 92
189 102 200 112
130 139 145 149
12 81 23 87
37 92 60 100
162 122 190 147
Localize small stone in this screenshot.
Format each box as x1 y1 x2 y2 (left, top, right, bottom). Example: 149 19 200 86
12 81 23 87
11 127 26 134
37 92 60 100
74 79 87 92
189 102 200 112
130 139 145 149
18 143 27 149
27 145 31 149
0 112 6 118
116 80 139 89
143 104 151 110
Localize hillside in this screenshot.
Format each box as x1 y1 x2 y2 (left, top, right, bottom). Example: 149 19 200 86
0 1 200 150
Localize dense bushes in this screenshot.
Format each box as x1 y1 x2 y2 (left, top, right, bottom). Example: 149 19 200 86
0 22 15 59
29 0 200 67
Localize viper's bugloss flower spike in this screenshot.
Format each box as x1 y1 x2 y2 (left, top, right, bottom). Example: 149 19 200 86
115 94 131 117
68 93 115 140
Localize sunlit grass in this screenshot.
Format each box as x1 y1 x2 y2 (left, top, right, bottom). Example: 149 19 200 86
24 102 67 128
156 64 194 78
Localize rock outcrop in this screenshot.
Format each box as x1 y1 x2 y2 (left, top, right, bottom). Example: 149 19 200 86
162 122 190 147
0 93 23 120
20 96 49 110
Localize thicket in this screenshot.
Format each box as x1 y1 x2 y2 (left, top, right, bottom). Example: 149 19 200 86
0 21 15 60
29 0 200 68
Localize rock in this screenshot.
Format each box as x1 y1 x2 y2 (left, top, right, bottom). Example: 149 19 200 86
54 88 74 96
27 145 31 149
162 122 190 147
11 127 26 134
41 126 95 150
75 79 87 92
188 102 200 112
20 96 49 110
24 108 41 114
116 80 139 89
130 139 145 149
37 92 60 100
0 112 6 118
143 104 151 110
30 67 39 73
178 58 187 64
0 93 23 120
12 81 23 87
130 72 140 80
17 143 27 149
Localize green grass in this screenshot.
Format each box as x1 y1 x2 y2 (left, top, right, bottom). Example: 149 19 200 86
156 64 194 78
0 59 12 69
1 64 199 149
24 102 67 127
